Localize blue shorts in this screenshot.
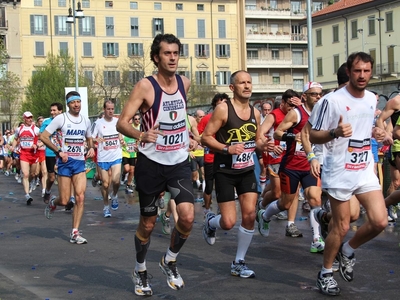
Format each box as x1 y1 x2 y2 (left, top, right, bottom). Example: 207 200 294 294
98 158 122 171
371 138 379 163
58 157 85 177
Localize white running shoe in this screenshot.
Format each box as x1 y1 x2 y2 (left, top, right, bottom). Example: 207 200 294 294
159 256 184 290
132 270 153 296
70 230 87 244
231 260 255 278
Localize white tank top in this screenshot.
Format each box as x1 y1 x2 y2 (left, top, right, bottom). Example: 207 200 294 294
92 117 122 163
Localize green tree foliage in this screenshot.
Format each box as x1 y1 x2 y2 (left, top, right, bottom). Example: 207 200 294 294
23 53 74 118
0 71 22 127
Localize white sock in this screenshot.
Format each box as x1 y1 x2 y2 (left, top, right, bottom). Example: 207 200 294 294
320 266 333 276
342 241 355 257
263 200 280 221
287 221 294 226
310 207 322 240
135 261 146 273
209 214 222 230
164 248 178 263
235 226 254 263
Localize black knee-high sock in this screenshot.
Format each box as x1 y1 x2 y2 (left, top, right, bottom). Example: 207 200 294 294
135 234 150 263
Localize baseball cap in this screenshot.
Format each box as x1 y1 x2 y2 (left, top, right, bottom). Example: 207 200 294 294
303 82 323 93
23 111 33 118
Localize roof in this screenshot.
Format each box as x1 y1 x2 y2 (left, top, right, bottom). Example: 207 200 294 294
312 0 373 18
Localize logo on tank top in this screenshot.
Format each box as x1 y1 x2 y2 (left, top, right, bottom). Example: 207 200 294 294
169 111 178 121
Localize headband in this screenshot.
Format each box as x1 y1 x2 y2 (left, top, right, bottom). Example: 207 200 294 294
67 95 81 104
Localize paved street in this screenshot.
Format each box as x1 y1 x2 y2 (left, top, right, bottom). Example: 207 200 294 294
0 173 399 300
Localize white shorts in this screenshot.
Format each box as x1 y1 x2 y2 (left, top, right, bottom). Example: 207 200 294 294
326 177 381 201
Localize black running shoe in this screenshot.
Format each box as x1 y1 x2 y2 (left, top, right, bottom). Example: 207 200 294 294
316 271 341 296
65 201 74 211
336 243 355 282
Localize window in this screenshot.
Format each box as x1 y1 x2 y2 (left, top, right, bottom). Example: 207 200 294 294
30 15 48 35
351 20 358 39
35 41 45 56
316 29 322 46
79 17 96 36
247 49 258 59
153 18 164 36
293 78 304 91
106 17 114 36
291 1 301 13
270 0 277 9
83 42 92 57
154 2 162 10
177 70 190 79
216 71 231 85
176 19 184 38
0 8 6 28
198 20 205 38
84 70 93 86
180 44 189 57
271 49 279 60
216 44 230 58
218 20 226 38
195 71 211 85
82 0 90 8
313 1 323 11
272 73 280 85
34 0 42 6
55 16 72 36
58 0 66 7
245 0 256 10
105 1 113 8
127 71 144 84
127 43 143 56
317 57 323 76
130 1 138 9
195 44 209 58
103 42 119 56
218 5 225 12
59 42 68 55
386 12 393 31
131 18 139 37
333 55 339 73
197 4 204 11
292 50 303 65
104 71 120 86
388 46 395 73
368 17 376 35
176 3 183 10
332 25 339 42
0 35 6 48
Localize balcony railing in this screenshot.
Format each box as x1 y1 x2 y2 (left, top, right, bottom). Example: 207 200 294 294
375 62 399 75
252 83 297 91
247 32 307 42
247 58 307 67
245 7 307 17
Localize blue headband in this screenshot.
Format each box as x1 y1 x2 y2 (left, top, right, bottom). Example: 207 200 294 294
67 95 81 104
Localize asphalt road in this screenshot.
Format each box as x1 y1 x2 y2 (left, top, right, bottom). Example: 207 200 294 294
0 173 399 300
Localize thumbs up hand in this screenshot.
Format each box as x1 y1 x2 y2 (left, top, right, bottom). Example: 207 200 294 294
334 115 352 138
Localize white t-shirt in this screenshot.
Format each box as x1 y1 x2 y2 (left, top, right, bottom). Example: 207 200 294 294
311 87 377 190
45 112 92 161
91 117 122 163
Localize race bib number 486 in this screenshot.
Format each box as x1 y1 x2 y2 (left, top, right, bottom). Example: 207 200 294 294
231 141 256 170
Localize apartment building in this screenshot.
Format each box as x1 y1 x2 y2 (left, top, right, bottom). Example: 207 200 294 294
242 0 331 102
312 0 400 93
1 0 242 125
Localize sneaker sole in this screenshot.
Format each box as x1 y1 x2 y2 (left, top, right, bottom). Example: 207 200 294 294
316 282 341 296
231 271 256 278
131 274 153 296
26 198 33 205
158 263 184 290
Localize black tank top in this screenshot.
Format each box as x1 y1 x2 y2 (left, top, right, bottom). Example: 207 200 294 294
214 100 257 174
390 110 400 127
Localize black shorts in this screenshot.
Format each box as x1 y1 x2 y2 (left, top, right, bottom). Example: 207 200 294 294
191 155 204 171
122 157 136 167
204 162 214 195
279 168 319 195
46 156 57 173
135 153 194 217
214 170 258 203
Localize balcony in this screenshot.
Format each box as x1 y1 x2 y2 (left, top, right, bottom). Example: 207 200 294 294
375 62 399 76
247 58 307 68
245 7 307 19
247 32 307 42
252 83 298 93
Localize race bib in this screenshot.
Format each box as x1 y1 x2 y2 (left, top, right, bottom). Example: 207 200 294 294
155 120 188 152
231 141 256 169
126 142 136 152
20 137 34 149
345 138 371 171
64 138 84 157
103 134 119 150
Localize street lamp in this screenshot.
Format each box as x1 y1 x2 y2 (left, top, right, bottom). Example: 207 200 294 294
66 1 84 91
358 16 384 52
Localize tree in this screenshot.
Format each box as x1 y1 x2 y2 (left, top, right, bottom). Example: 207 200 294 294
23 52 75 118
0 71 22 127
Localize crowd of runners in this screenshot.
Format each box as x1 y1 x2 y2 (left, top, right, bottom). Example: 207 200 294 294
1 33 399 297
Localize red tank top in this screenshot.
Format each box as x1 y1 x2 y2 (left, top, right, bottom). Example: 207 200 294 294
280 105 310 171
265 108 287 165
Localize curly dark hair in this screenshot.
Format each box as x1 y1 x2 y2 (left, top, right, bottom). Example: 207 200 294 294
150 34 182 67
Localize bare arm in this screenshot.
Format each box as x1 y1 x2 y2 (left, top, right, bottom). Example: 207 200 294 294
274 110 298 141
301 122 313 155
40 130 57 153
188 115 201 144
201 103 228 153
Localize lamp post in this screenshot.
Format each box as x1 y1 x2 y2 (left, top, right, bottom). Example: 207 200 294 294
359 16 384 52
66 1 84 91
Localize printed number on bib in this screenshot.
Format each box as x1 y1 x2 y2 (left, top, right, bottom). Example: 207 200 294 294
345 138 371 171
156 120 188 152
231 141 256 170
103 134 119 150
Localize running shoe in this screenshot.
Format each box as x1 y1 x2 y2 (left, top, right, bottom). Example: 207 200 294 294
26 194 33 206
257 209 270 237
316 271 341 296
332 258 339 272
160 212 171 235
132 270 153 296
314 207 329 239
29 181 33 193
302 201 311 212
230 260 255 278
388 205 398 221
36 178 40 186
156 196 165 209
45 196 57 219
65 200 74 212
336 243 355 282
17 177 21 184
285 223 302 238
70 230 87 244
310 237 325 253
4 170 9 176
41 189 45 198
43 191 51 204
159 256 184 290
275 211 288 220
103 206 111 218
323 199 331 213
91 176 97 187
32 180 37 191
111 195 119 210
203 212 216 245
126 185 134 193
